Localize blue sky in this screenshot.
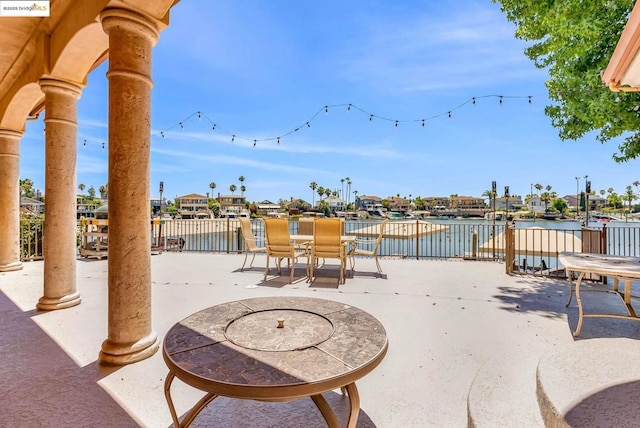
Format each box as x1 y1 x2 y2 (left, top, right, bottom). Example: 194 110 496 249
19 0 640 203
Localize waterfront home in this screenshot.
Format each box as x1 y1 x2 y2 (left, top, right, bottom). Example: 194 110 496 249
495 195 524 212
283 198 311 215
386 196 410 213
255 200 282 216
20 197 45 216
450 195 487 217
177 193 209 219
355 195 383 211
216 193 247 217
323 195 347 212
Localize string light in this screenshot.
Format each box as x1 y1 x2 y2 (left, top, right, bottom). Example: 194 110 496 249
145 95 537 147
83 140 87 147
101 142 105 149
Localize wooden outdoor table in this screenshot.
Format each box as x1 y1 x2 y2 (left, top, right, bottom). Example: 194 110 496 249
559 252 640 336
163 296 388 427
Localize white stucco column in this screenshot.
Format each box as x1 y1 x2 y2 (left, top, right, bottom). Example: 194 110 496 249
99 8 159 365
37 78 83 310
0 129 23 272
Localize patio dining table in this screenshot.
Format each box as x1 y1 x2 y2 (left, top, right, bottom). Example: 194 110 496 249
559 252 640 336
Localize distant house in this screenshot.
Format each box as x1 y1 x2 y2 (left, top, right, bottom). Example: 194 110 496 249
177 193 209 219
495 195 523 211
20 197 44 215
527 196 546 214
422 197 451 211
77 195 100 219
284 198 311 215
323 196 346 213
355 195 383 211
255 200 281 216
386 196 410 213
217 193 247 217
564 194 606 211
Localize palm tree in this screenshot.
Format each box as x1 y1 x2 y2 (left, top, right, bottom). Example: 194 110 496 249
534 183 543 196
98 185 106 199
20 178 35 197
341 178 345 199
310 182 317 206
240 185 246 196
353 190 359 208
229 184 237 194
209 181 216 197
78 183 86 194
346 178 352 206
238 176 245 195
324 188 331 199
600 189 606 208
625 185 635 214
317 186 325 204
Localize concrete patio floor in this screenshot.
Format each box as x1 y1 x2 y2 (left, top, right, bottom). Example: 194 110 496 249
2 253 640 427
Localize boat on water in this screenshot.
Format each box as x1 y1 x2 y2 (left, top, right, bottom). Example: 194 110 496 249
541 212 561 220
590 213 624 222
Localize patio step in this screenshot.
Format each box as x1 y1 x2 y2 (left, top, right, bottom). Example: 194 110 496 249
536 338 640 427
467 355 544 427
468 338 640 427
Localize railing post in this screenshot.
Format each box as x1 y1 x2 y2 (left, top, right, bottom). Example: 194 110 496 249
472 229 478 259
415 220 419 260
226 217 231 254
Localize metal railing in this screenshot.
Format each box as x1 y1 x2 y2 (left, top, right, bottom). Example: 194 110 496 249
17 218 640 278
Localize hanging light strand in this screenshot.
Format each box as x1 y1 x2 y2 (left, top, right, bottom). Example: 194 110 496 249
81 95 537 149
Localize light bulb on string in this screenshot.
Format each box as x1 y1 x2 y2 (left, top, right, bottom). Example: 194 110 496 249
395 120 398 127
253 140 257 147
197 111 201 120
421 119 425 127
472 97 476 105
347 104 351 112
231 135 235 143
102 142 105 149
369 114 373 121
179 122 184 129
324 105 328 115
306 122 311 128
212 124 216 131
499 96 503 105
83 140 87 147
277 137 280 145
160 131 165 138
528 96 532 104
448 111 451 118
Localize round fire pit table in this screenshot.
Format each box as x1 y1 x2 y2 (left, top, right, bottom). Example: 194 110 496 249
163 296 388 427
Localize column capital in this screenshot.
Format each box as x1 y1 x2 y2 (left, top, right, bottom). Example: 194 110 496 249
0 128 23 141
39 78 83 99
101 8 160 45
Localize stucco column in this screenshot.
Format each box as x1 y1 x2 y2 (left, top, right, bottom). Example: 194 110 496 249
37 78 82 310
0 129 23 272
99 8 159 365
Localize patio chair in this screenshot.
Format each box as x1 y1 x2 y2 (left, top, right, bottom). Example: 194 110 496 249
239 217 266 271
297 217 315 235
349 219 388 273
309 218 348 284
263 218 308 283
